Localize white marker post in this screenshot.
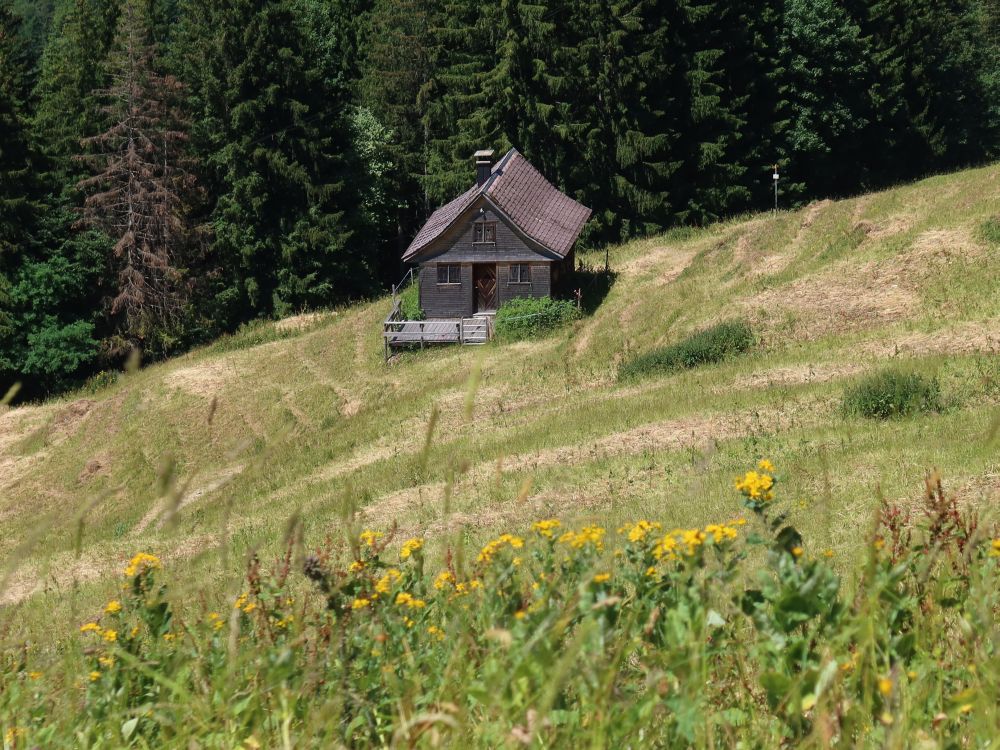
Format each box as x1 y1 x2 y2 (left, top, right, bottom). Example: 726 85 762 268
772 164 780 213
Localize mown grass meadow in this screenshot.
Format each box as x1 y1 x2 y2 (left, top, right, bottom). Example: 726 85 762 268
3 464 1000 747
0 164 998 745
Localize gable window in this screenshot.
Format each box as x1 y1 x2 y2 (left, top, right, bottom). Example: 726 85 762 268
437 264 461 284
509 264 531 284
473 221 497 244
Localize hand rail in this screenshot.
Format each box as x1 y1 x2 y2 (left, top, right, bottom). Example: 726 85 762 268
391 268 415 303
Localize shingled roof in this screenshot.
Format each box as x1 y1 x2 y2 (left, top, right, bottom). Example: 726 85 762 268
403 149 591 261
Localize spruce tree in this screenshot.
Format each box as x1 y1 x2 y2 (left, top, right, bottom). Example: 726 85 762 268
77 0 199 354
0 0 35 255
1 0 103 395
864 0 997 174
779 0 874 198
32 0 120 173
174 0 369 324
0 0 34 365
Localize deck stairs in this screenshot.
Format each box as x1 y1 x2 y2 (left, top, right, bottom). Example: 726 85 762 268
461 314 493 345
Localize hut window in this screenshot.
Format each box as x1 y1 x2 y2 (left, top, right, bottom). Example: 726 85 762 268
437 264 461 284
473 221 496 244
509 264 531 284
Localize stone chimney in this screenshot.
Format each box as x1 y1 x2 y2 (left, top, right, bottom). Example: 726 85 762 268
474 149 495 187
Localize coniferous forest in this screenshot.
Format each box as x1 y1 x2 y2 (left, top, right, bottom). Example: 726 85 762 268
0 0 997 397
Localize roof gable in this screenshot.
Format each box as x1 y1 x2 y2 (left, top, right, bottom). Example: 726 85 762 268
403 149 591 261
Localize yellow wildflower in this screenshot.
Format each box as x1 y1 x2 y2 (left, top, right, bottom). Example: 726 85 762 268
359 530 383 547
873 537 885 551
705 524 739 544
514 610 527 620
653 534 677 561
123 552 161 577
679 528 707 556
557 526 606 551
104 600 122 615
822 549 834 558
102 629 117 643
349 560 365 573
734 470 775 502
478 534 525 563
163 633 176 642
375 568 402 594
433 571 455 590
98 655 115 668
532 519 561 539
878 678 892 697
619 520 662 544
400 538 424 560
27 671 42 681
646 566 657 577
959 704 973 715
427 625 445 641
208 612 224 631
79 622 101 635
791 546 804 558
130 625 140 638
351 598 371 610
989 539 1000 558
89 671 101 682
758 459 776 473
395 592 427 609
593 573 611 584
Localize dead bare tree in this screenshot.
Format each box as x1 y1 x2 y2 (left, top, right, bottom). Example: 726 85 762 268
76 0 199 355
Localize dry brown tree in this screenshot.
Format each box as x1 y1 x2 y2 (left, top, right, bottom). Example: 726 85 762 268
76 0 199 355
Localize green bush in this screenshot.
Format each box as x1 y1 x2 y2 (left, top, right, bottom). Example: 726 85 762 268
494 296 579 341
980 217 1000 245
842 369 943 419
398 281 424 321
619 319 754 380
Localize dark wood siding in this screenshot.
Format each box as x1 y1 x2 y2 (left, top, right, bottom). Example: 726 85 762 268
415 198 563 318
498 263 551 306
421 203 559 264
419 263 474 318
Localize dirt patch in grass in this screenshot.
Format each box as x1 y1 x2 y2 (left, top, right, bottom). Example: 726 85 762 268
165 360 234 398
274 312 331 333
0 534 220 605
353 404 811 530
854 213 917 242
747 258 921 340
862 320 1000 358
78 454 111 484
714 363 866 394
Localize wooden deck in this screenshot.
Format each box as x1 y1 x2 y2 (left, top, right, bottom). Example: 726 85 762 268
383 302 492 359
385 319 463 345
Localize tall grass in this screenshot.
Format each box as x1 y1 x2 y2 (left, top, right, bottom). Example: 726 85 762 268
619 319 754 380
3 464 998 747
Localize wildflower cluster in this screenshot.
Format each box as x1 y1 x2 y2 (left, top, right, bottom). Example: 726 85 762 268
532 519 561 539
17 463 999 748
735 459 777 510
557 525 605 550
123 552 161 578
477 533 524 563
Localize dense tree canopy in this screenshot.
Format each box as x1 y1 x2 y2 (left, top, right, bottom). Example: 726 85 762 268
0 0 997 398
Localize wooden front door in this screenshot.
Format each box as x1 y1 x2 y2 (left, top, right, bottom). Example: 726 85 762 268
473 264 497 312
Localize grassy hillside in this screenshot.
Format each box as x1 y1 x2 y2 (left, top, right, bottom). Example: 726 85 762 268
2 164 1000 747
2 163 999 624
